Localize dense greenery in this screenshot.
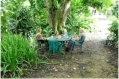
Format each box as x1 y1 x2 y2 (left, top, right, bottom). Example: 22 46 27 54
1 34 39 77
66 0 114 34
108 0 118 48
1 0 48 37
111 0 118 18
1 0 114 35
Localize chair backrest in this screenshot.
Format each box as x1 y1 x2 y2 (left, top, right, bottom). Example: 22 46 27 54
79 34 85 45
37 38 48 48
67 32 73 39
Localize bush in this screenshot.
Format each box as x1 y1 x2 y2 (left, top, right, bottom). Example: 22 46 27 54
108 20 118 37
108 20 118 48
1 34 39 77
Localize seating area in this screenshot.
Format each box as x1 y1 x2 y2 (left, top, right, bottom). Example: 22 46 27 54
37 33 86 59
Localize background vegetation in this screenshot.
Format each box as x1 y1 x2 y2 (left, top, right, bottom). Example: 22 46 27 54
107 0 118 48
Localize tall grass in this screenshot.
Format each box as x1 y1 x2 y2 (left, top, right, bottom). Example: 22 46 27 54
1 34 39 77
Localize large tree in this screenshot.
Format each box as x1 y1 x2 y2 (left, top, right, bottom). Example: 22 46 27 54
2 0 114 35
45 0 71 34
45 0 114 34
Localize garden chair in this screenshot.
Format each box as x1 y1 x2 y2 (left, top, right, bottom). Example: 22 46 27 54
70 35 85 53
37 39 48 50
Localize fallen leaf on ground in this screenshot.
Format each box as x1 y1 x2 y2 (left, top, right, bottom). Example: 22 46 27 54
73 67 77 70
53 67 58 71
106 60 109 62
67 75 70 77
75 58 78 60
83 67 85 69
91 69 93 70
65 64 68 66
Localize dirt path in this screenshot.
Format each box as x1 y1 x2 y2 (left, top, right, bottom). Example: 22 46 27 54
22 16 118 78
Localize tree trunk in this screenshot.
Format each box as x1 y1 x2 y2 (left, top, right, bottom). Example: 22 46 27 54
46 0 71 34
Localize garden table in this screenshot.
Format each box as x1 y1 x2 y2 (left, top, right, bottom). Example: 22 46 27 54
48 35 71 54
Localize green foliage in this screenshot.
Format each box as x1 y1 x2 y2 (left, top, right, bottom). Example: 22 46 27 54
107 0 118 18
41 26 53 37
108 20 118 47
1 0 47 37
107 0 118 48
66 13 93 34
1 34 39 77
1 0 25 33
10 7 35 36
1 0 114 36
111 0 118 18
109 20 118 36
1 0 29 35
67 0 113 34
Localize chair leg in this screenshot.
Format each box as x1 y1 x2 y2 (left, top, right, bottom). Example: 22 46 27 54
79 46 83 53
38 42 41 49
71 44 74 54
45 42 49 50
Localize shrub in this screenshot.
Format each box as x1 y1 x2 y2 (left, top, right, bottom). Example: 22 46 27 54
1 34 39 77
108 20 118 48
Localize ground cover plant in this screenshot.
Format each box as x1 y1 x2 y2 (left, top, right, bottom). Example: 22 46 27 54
1 34 48 77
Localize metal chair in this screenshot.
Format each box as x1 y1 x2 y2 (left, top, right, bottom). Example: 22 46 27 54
70 35 85 53
37 39 48 50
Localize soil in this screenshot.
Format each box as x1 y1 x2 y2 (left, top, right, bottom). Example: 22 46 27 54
22 16 118 78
